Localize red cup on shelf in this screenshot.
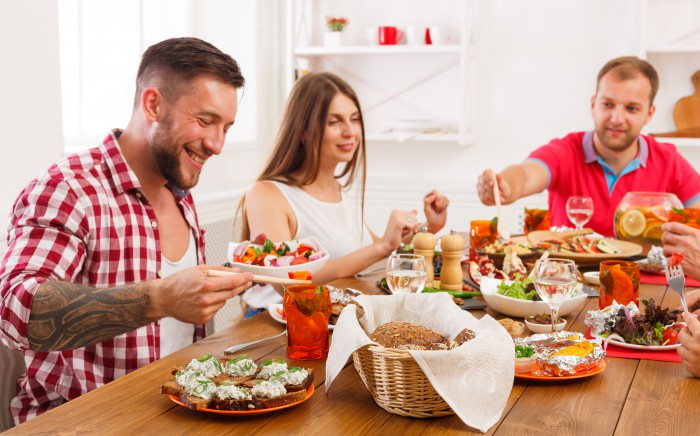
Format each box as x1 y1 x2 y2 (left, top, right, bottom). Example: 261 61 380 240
378 26 403 45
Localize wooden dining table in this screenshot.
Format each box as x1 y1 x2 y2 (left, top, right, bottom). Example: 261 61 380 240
6 263 700 435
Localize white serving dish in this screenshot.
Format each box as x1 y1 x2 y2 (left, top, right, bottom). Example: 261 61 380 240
514 357 537 374
524 316 567 333
228 239 329 279
479 276 587 318
583 271 600 285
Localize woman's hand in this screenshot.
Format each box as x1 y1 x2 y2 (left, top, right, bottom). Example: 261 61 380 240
423 189 449 234
661 222 700 281
376 210 418 255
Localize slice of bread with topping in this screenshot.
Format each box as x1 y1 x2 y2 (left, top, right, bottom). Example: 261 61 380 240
161 354 313 411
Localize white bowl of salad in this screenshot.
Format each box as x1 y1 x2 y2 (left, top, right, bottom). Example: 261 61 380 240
480 275 587 318
228 237 329 280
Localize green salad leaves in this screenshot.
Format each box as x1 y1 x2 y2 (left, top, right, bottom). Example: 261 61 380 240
496 274 538 300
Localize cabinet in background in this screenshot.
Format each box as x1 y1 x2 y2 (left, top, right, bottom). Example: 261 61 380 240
642 0 700 147
285 0 478 146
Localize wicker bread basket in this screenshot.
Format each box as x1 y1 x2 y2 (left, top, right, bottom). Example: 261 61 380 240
352 345 454 418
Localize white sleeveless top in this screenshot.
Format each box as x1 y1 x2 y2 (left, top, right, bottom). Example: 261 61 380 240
159 231 197 357
269 180 368 258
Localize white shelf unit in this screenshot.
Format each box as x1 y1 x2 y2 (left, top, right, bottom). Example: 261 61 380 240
294 45 464 56
286 0 477 146
641 0 700 147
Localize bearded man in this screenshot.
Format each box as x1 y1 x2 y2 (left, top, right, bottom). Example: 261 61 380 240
476 56 700 236
0 37 254 424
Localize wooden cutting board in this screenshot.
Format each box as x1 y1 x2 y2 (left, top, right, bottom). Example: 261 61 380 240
673 70 700 132
652 70 700 138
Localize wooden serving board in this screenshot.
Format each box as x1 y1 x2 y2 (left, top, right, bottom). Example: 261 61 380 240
525 229 643 261
653 70 700 138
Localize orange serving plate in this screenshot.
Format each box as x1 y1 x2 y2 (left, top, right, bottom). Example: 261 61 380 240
514 359 606 381
168 384 314 415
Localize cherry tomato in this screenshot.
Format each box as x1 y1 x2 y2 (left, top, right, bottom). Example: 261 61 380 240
290 257 309 265
669 253 684 268
672 322 685 331
662 328 679 345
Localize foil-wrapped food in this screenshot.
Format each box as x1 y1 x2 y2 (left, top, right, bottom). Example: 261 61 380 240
584 301 640 336
328 287 362 325
515 331 605 376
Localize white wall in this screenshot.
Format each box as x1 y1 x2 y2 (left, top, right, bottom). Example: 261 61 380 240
1 0 697 247
0 1 64 251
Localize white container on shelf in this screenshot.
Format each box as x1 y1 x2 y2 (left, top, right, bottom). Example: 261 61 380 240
324 32 342 47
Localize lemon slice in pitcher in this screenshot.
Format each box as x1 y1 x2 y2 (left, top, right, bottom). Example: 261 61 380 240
620 209 646 237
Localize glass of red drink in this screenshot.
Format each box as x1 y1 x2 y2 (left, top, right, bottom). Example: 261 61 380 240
284 284 332 360
598 260 640 310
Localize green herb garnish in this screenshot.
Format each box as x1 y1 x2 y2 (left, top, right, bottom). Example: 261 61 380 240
515 345 535 358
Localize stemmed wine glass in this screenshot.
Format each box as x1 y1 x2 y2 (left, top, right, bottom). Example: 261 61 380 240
566 196 594 230
385 254 427 294
532 258 578 332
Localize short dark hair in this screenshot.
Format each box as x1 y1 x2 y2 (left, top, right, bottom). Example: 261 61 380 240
596 56 659 104
134 37 245 106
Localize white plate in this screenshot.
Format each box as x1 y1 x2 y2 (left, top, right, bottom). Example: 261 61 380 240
479 276 587 318
524 317 567 333
590 332 681 351
583 271 600 285
268 304 335 330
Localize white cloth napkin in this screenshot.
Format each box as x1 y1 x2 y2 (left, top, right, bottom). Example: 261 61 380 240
326 293 514 433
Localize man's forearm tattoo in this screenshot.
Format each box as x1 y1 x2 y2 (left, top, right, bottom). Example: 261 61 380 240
28 281 151 351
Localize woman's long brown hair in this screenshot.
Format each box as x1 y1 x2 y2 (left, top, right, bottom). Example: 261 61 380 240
236 72 367 240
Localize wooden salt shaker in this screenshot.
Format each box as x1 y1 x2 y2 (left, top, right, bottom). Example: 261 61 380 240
412 227 436 288
439 230 464 290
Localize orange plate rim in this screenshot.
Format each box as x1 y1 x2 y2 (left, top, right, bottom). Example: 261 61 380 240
168 384 314 415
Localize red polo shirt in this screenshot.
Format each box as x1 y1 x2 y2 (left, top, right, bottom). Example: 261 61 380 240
527 131 700 237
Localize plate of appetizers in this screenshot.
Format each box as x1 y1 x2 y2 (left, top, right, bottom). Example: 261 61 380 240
168 385 314 415
526 230 642 261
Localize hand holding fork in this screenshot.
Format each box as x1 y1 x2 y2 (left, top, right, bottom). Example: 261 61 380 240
666 262 689 313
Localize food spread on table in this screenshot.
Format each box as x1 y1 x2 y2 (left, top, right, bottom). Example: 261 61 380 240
585 299 681 347
231 239 326 268
514 332 605 377
533 234 619 254
161 354 314 411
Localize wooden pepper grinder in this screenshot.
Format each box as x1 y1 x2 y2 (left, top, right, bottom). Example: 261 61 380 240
439 230 464 290
412 227 436 288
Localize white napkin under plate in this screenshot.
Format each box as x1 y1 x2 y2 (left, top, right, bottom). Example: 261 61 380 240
326 293 514 433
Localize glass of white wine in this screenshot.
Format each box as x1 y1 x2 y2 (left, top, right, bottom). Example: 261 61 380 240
385 254 427 294
532 258 578 333
566 196 594 230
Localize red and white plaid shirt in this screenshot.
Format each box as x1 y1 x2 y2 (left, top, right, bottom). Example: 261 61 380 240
0 130 206 424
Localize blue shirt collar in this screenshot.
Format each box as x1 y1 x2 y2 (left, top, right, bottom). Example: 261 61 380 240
583 130 648 168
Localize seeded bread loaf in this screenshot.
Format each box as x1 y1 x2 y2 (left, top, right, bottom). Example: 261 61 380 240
368 321 475 350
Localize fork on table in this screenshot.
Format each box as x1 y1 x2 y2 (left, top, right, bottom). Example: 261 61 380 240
665 263 689 313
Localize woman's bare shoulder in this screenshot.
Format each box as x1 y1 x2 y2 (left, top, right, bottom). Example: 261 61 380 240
246 180 285 200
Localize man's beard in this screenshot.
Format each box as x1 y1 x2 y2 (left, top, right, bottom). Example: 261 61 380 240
150 121 200 190
595 126 636 153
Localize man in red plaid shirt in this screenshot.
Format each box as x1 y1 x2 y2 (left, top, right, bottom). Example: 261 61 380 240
0 37 254 424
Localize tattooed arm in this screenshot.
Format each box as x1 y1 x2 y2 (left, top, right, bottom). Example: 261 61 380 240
28 281 152 351
27 266 254 352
